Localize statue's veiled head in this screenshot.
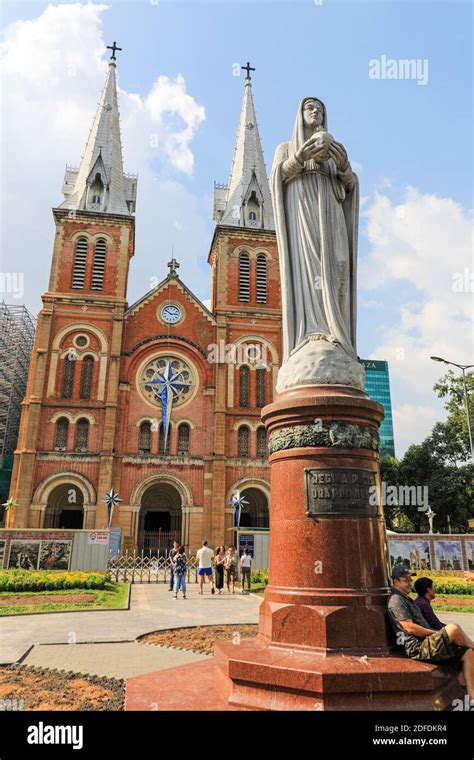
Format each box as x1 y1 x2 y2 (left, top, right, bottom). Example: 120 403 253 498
290 97 328 152
302 98 325 132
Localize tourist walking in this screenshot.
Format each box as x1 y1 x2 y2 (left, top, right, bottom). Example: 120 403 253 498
225 545 238 594
196 540 215 595
240 547 252 594
168 540 179 591
172 546 187 599
215 546 226 594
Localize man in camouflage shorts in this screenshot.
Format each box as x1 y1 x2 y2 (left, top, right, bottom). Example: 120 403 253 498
387 565 474 700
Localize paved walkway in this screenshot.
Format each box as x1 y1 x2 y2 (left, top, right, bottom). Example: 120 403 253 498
0 584 260 664
22 641 209 679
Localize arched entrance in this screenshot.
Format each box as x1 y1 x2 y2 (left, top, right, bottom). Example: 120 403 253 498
240 487 269 529
44 483 84 528
138 482 182 555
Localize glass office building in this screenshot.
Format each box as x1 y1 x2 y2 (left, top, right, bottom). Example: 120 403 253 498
359 359 395 458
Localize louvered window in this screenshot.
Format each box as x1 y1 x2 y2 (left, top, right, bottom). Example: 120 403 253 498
239 366 250 407
54 418 69 451
62 356 76 398
80 356 94 400
91 239 106 290
256 254 267 303
72 237 88 289
75 419 89 452
238 426 250 457
239 252 250 302
256 367 266 407
158 423 171 455
257 427 267 458
139 421 152 453
178 423 190 455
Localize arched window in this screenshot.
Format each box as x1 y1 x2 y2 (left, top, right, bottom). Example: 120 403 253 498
256 254 267 303
249 211 257 221
80 356 94 400
256 367 266 407
54 418 69 451
91 239 107 290
158 423 170 455
72 237 88 289
75 419 89 452
238 426 250 457
257 427 267 458
62 355 76 398
178 423 190 455
239 252 250 302
239 365 250 407
139 421 152 454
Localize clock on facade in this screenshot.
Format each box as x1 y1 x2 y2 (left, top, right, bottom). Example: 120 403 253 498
160 303 182 324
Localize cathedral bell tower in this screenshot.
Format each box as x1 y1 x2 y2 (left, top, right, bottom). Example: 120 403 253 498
10 45 138 529
206 64 281 545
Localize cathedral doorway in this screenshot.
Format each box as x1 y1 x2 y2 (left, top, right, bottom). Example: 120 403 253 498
239 487 269 529
138 482 182 556
240 488 270 528
44 483 84 529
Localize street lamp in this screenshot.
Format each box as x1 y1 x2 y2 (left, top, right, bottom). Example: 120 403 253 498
430 356 474 463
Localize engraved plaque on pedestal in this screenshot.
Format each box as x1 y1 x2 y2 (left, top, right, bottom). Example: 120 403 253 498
304 467 378 517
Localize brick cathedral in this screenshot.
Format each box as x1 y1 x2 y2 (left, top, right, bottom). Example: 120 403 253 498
9 55 281 553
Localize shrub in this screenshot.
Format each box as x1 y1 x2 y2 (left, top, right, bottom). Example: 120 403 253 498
251 568 269 587
0 570 107 593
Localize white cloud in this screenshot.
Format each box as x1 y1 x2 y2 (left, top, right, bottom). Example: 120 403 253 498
0 3 210 308
361 187 474 454
392 404 440 457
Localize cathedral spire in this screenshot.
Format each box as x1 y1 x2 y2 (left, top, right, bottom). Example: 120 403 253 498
59 48 136 216
213 64 274 230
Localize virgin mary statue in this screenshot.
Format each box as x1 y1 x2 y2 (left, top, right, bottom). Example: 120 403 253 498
271 97 365 392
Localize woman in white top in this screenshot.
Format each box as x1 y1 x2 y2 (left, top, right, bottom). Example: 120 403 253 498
240 548 252 594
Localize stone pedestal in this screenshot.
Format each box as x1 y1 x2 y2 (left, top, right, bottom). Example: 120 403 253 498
213 386 465 710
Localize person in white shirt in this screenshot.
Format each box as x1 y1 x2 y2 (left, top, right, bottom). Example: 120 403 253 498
196 540 215 595
240 548 252 594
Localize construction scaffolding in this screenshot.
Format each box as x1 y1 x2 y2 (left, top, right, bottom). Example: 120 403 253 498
0 302 35 505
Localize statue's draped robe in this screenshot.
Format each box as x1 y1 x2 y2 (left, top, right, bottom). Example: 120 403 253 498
271 98 359 365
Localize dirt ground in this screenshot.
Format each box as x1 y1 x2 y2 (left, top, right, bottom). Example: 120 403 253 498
0 665 124 711
139 624 259 654
0 593 96 608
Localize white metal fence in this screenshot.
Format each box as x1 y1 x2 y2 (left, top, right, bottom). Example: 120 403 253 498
107 553 200 584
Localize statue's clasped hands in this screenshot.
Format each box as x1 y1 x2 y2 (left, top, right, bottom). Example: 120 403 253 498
296 133 349 171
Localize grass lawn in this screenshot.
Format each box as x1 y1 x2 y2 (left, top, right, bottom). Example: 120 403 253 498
432 595 474 614
0 582 129 615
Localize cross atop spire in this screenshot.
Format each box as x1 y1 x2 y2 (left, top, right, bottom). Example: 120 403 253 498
107 41 122 61
167 257 180 277
241 61 255 80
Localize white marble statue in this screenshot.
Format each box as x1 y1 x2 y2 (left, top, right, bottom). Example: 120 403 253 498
271 97 365 392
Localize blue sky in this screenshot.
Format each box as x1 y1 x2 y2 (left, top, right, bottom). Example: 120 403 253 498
1 0 472 454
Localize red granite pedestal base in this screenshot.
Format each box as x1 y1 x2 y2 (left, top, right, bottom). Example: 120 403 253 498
211 386 465 710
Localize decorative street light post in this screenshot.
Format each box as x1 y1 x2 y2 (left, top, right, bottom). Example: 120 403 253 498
430 356 474 463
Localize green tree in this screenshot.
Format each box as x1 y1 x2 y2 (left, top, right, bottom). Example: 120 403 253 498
430 370 474 464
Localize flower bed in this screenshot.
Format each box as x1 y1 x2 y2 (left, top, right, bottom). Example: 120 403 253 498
0 570 108 592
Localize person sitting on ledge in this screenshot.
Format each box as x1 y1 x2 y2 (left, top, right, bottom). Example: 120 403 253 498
387 565 474 700
413 576 446 632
